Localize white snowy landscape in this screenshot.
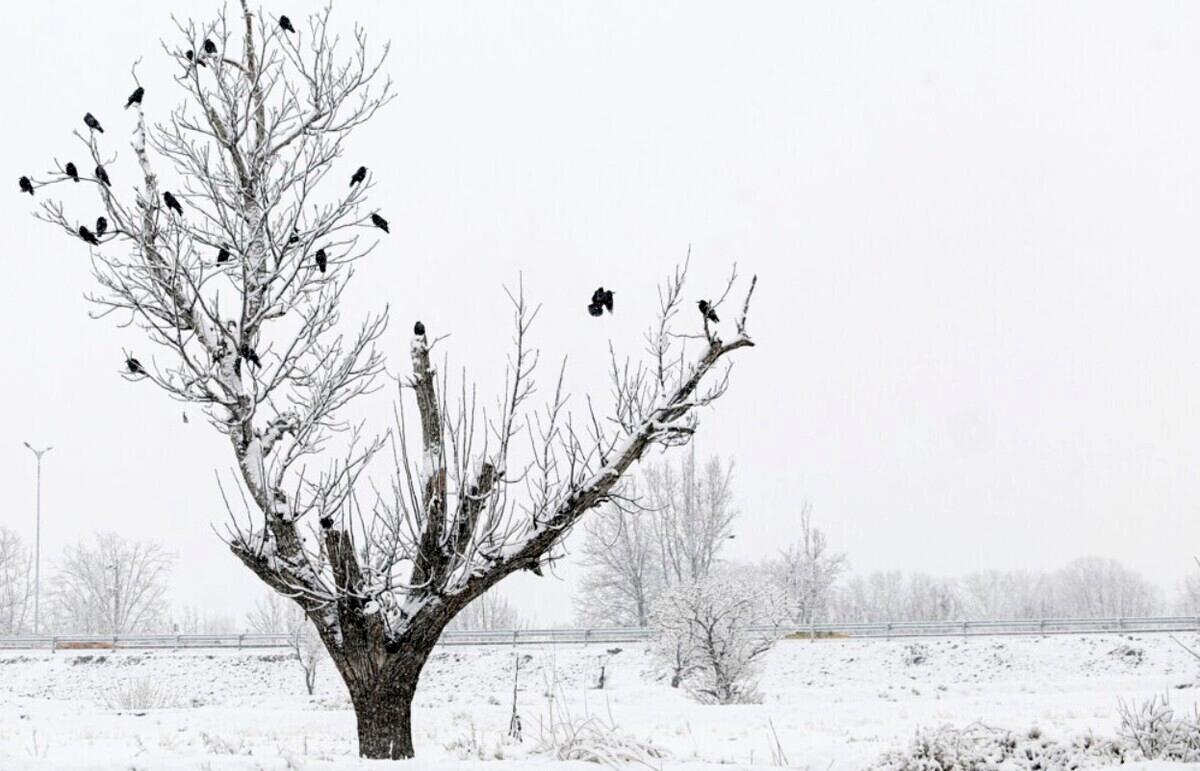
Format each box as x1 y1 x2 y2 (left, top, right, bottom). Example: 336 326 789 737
4 633 1200 769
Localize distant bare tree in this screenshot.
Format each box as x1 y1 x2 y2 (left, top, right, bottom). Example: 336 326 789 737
48 532 173 634
576 489 659 627
0 527 33 634
446 591 527 632
648 451 738 587
774 502 846 625
651 571 781 703
1056 556 1162 618
246 590 323 695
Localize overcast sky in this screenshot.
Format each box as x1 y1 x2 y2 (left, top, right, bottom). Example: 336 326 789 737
4 0 1200 626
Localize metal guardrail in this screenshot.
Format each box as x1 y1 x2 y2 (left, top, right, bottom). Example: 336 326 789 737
0 616 1197 652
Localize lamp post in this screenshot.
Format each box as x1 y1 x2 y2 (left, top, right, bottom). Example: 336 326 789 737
23 442 52 635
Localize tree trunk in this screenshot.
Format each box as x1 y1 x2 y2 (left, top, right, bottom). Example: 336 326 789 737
351 678 418 759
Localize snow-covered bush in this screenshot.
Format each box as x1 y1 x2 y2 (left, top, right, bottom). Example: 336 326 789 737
101 676 179 711
869 723 1129 770
1117 693 1200 761
651 573 781 704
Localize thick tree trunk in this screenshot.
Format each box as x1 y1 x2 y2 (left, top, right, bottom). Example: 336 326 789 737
352 681 417 759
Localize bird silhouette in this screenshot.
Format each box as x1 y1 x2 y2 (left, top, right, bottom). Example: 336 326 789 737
350 166 367 186
203 39 217 55
217 246 231 263
588 287 614 316
163 191 183 215
18 176 33 195
95 165 111 187
185 50 208 68
95 217 108 237
279 15 296 33
314 248 327 273
125 86 144 109
83 113 103 133
414 320 425 336
65 163 79 182
78 226 99 245
126 356 146 375
239 344 261 368
370 212 389 233
602 289 614 313
319 514 334 529
697 300 719 323
587 302 603 317
288 228 300 245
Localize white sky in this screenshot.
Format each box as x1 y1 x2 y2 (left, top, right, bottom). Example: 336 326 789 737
4 0 1200 626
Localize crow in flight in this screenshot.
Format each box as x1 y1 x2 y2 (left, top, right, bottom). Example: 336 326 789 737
370 212 389 233
349 166 367 186
217 246 231 263
65 163 79 182
125 86 144 109
203 38 218 55
95 165 111 187
587 287 613 316
84 113 103 133
279 15 296 33
18 176 33 195
314 248 327 273
414 320 425 336
239 344 261 368
163 191 183 215
78 226 99 245
126 356 146 375
697 300 719 323
95 217 108 237
185 50 207 68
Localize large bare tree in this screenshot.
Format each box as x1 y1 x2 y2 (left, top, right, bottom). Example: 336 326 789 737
22 2 757 759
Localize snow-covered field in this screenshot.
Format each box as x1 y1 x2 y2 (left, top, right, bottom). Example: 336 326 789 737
3 633 1200 770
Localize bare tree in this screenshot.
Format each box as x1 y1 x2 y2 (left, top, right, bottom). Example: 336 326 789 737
246 591 323 694
651 571 780 704
1055 556 1162 618
648 450 738 587
446 590 527 632
773 502 846 625
576 491 659 627
22 3 758 757
0 527 33 635
47 532 173 634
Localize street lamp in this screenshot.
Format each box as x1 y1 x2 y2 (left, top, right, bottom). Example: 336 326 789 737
23 442 52 635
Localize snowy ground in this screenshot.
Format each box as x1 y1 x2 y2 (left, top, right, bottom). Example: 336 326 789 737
3 633 1200 769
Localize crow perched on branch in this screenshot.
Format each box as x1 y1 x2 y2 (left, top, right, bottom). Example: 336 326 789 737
185 50 208 68
697 299 719 323
370 212 389 233
239 344 261 368
203 38 217 55
83 113 103 133
18 176 33 195
125 87 144 109
217 246 231 264
163 191 183 215
78 226 99 245
350 166 367 186
95 165 111 187
414 320 425 336
65 163 79 182
288 228 300 245
95 217 107 237
319 515 334 530
126 356 146 375
279 15 296 33
314 248 327 273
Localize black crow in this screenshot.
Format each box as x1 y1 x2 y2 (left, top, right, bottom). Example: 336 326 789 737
414 320 425 336
697 300 719 323
203 38 217 55
279 15 296 33
18 176 33 195
95 165 111 187
185 50 208 68
314 248 327 273
126 356 146 375
65 163 79 182
84 113 103 133
319 514 334 529
591 287 605 305
217 246 231 263
588 286 613 316
95 217 108 237
349 166 367 186
370 212 389 233
78 226 99 245
239 344 261 368
288 228 300 245
125 86 144 109
163 191 183 215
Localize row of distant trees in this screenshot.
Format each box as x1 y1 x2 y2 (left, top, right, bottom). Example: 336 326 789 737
573 452 1187 628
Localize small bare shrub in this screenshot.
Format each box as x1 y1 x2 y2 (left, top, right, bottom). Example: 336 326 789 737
100 677 179 711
